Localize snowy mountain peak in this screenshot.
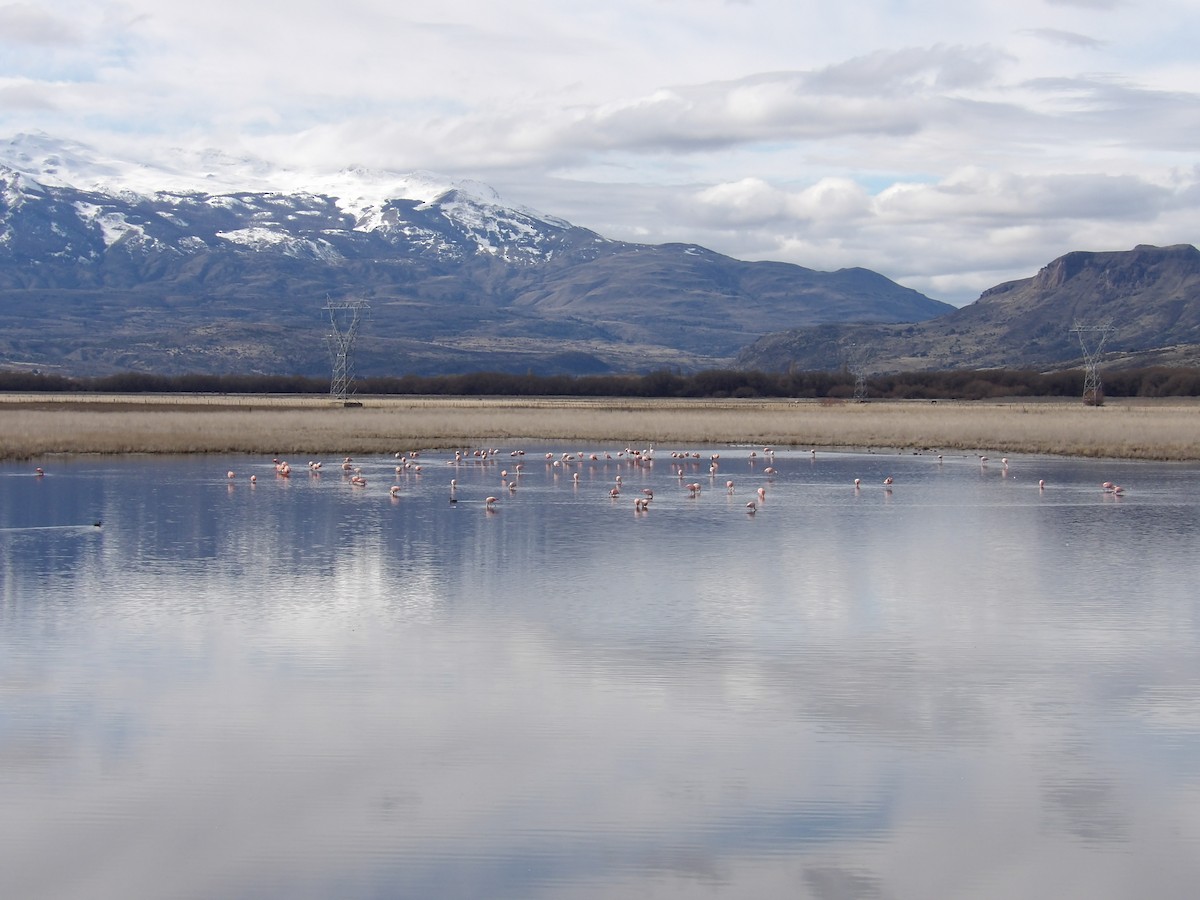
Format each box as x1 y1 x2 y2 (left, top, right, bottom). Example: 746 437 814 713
0 133 572 255
3 134 498 207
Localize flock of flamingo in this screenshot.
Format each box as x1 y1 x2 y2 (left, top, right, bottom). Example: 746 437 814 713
202 444 1130 513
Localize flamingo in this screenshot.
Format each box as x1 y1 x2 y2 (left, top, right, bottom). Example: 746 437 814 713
883 476 893 486
726 480 735 493
389 485 401 497
746 500 757 514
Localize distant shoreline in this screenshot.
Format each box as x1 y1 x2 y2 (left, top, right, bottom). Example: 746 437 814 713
2 394 1198 461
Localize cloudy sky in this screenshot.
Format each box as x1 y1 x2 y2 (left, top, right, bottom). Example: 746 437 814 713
2 0 1198 304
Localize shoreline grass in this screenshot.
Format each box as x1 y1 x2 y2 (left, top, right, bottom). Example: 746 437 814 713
1 394 1198 461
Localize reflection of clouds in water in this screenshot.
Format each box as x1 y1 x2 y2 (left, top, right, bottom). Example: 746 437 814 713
1043 777 1129 845
5 452 1200 898
804 865 884 900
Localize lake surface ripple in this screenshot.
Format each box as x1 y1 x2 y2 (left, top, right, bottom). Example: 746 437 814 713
3 447 1200 899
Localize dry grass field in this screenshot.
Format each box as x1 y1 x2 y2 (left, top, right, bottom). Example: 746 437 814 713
1 393 1198 460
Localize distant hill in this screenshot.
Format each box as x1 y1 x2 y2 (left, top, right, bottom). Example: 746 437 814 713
0 136 951 377
737 244 1200 373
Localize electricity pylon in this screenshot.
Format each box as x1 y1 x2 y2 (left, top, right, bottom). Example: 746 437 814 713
844 344 872 402
1070 320 1114 406
325 299 370 401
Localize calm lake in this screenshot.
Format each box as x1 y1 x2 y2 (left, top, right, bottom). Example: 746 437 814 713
3 446 1200 900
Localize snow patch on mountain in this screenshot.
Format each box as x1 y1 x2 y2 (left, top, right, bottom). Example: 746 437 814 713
74 201 144 248
1 167 47 209
216 227 343 261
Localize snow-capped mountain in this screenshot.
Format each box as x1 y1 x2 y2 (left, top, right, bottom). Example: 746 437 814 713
0 133 583 266
0 134 950 377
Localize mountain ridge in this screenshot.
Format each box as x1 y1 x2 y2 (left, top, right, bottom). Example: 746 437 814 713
0 136 952 377
737 243 1200 373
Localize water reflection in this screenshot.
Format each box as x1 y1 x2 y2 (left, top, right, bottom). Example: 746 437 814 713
3 448 1200 899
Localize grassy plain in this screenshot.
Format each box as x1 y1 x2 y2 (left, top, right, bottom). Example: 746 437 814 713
1 393 1198 461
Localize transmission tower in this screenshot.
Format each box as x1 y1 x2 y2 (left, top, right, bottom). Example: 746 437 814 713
844 344 872 402
1070 320 1114 406
325 299 370 401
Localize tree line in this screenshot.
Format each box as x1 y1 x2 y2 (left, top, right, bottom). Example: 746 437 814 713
3 366 1200 399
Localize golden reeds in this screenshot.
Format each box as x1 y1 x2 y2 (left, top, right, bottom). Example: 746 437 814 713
1 394 1198 460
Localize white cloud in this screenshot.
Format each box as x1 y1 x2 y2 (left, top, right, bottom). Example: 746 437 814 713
1022 28 1106 49
0 4 83 45
1 0 1198 305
